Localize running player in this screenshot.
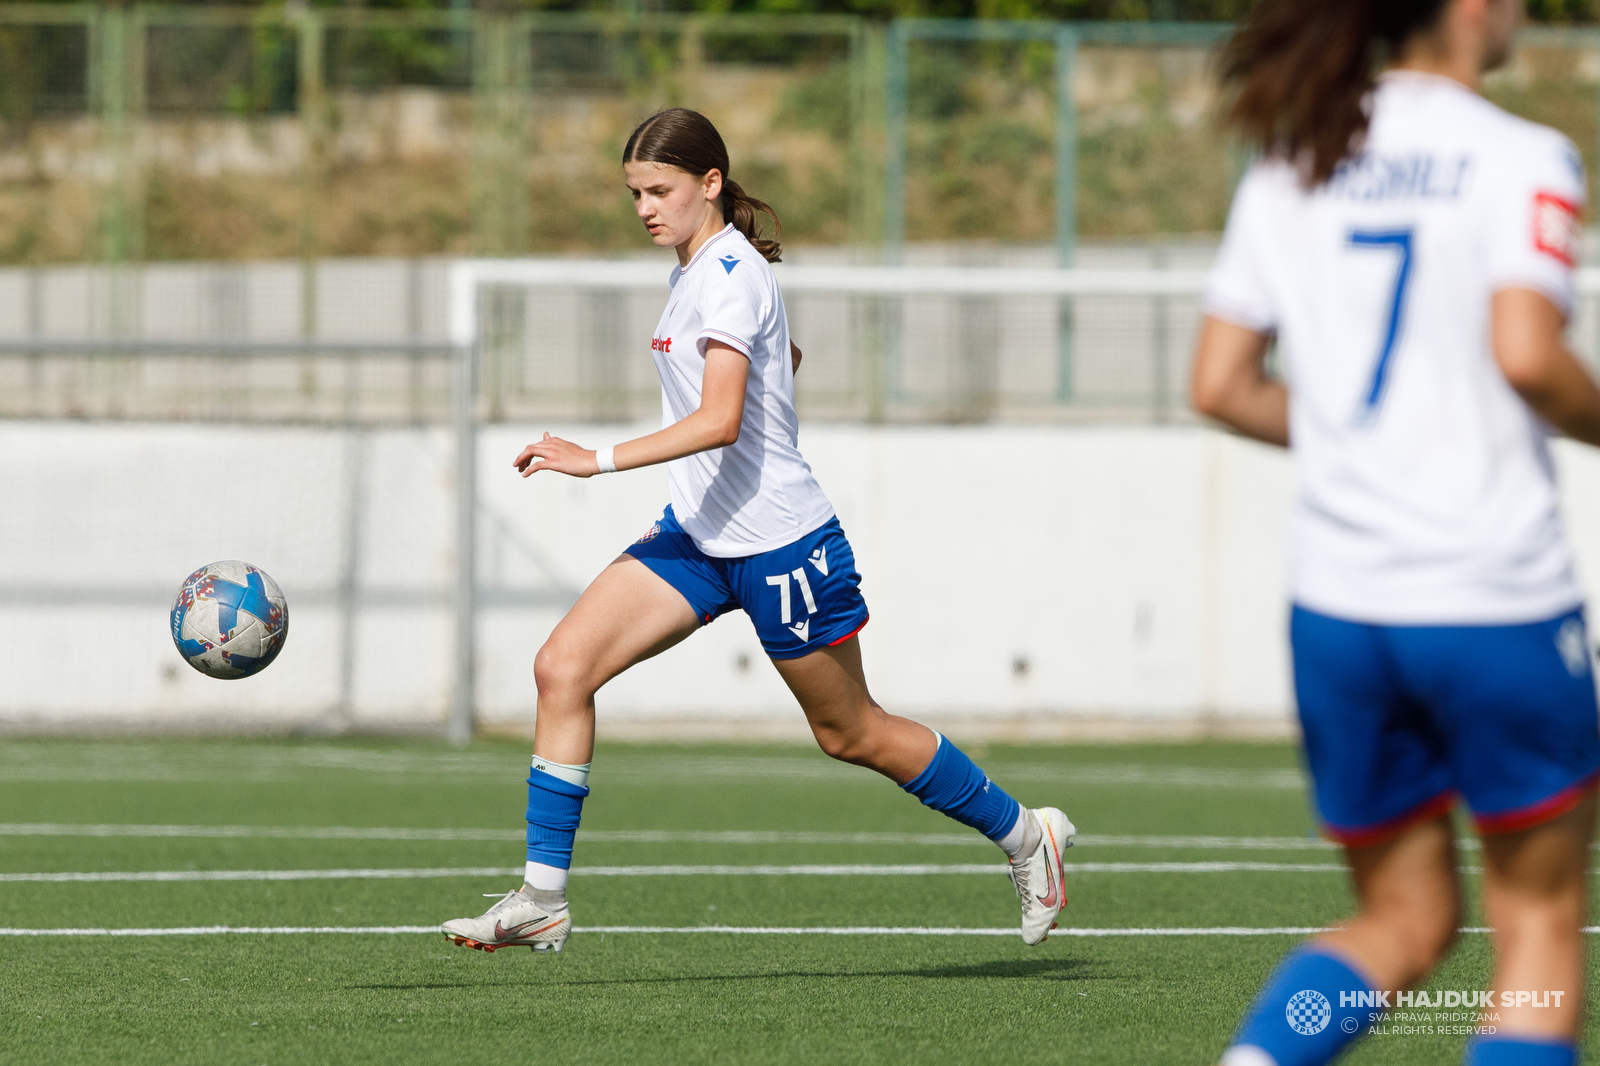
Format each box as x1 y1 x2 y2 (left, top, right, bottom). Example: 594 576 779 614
440 108 1074 954
1192 2 1600 1065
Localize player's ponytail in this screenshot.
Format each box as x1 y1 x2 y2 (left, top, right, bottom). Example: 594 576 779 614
718 176 782 264
1219 0 1451 186
623 108 783 263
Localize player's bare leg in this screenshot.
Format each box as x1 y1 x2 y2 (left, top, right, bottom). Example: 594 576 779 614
1478 792 1595 1042
531 553 701 765
770 637 936 785
441 555 699 954
1314 814 1462 990
772 638 1075 944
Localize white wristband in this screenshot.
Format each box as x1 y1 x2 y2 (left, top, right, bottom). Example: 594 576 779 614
595 445 617 474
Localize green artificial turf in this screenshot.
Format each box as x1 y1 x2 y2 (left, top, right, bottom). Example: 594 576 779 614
0 737 1591 1065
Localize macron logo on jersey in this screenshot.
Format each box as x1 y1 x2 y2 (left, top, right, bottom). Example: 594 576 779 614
719 255 740 274
651 336 673 353
1533 191 1580 268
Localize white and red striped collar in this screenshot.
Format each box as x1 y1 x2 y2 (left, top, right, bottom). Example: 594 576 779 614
677 223 737 276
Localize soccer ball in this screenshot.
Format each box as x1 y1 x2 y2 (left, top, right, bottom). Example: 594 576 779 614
170 561 289 680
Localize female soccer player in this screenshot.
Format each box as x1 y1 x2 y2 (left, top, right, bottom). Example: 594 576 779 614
440 108 1074 954
1193 2 1600 1065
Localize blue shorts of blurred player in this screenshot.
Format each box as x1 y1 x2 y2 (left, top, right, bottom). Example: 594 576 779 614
1292 604 1600 845
623 505 869 660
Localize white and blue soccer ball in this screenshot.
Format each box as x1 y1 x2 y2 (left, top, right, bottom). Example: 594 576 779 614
170 560 288 680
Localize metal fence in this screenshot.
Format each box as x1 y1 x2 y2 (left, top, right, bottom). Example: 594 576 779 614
9 251 1600 426
6 8 1600 277
0 256 1226 424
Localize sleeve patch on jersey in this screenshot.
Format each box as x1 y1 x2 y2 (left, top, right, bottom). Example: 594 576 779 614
1532 191 1581 268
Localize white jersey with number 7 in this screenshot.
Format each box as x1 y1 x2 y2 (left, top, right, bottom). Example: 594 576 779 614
1204 70 1588 626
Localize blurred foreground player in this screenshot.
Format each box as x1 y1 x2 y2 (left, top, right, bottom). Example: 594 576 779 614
1192 2 1600 1064
440 108 1074 954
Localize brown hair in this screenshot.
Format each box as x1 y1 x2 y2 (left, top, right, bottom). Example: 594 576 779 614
1219 0 1452 186
623 108 782 263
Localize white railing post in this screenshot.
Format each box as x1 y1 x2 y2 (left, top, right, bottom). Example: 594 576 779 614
446 261 480 746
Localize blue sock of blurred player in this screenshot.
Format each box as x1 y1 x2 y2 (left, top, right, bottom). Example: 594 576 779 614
902 734 1035 858
524 756 591 894
1463 1037 1577 1066
1222 946 1376 1066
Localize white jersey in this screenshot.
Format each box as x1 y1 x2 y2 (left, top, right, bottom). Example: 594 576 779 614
651 224 835 558
1205 72 1587 625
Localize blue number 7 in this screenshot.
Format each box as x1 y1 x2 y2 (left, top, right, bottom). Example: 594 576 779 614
1348 228 1415 425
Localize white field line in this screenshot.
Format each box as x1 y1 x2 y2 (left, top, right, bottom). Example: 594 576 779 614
1083 834 1338 851
0 924 1571 938
1 823 1512 853
0 822 526 842
0 924 1279 938
0 748 1308 789
0 861 1359 883
0 824 1356 850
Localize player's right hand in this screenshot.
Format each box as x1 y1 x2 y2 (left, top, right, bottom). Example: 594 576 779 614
514 432 599 478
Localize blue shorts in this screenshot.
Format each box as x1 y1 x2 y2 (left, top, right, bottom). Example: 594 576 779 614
1292 605 1600 845
624 506 870 660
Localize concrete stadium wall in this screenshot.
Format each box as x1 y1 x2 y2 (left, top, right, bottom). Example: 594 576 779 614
473 424 1299 740
8 421 1600 740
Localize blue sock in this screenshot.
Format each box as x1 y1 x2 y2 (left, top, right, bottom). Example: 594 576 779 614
901 735 1021 841
1226 947 1375 1066
525 766 588 869
1464 1037 1577 1066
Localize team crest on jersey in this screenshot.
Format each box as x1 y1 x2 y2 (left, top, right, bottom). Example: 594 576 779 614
1533 191 1580 268
635 522 662 544
719 255 740 274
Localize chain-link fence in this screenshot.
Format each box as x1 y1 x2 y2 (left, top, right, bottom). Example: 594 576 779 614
6 11 1598 273
0 8 870 274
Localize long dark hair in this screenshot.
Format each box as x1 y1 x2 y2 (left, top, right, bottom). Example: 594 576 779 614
1219 0 1451 185
623 108 782 263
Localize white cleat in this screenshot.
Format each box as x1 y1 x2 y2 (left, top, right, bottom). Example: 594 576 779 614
1008 807 1075 946
441 885 570 954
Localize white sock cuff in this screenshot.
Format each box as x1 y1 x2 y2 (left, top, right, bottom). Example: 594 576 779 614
996 807 1029 859
531 755 591 789
524 861 569 893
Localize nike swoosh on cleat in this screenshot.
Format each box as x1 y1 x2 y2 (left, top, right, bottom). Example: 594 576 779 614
1035 826 1065 909
492 915 550 941
1036 854 1060 910
497 917 565 944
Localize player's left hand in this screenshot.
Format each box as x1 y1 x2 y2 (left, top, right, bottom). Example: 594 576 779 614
514 433 600 478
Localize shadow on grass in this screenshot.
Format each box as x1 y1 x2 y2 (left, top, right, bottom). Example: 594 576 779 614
352 956 1095 991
